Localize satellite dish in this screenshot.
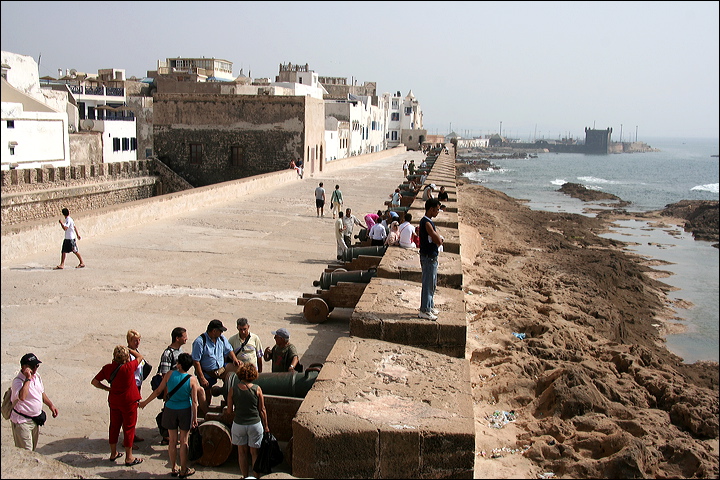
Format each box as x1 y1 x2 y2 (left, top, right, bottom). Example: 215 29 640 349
69 68 77 76
82 119 95 130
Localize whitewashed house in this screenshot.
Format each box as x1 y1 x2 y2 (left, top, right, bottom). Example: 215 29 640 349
1 50 70 170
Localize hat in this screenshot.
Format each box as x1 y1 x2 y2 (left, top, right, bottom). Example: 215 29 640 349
207 319 227 332
430 184 437 189
272 328 290 340
21 353 42 366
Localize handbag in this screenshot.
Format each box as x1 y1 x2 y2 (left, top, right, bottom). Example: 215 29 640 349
142 360 153 381
253 432 283 474
150 373 163 392
188 426 203 461
13 408 46 426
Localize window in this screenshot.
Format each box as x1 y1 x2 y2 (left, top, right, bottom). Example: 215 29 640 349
391 131 398 141
230 146 245 166
131 138 137 151
392 100 399 109
190 143 203 164
405 107 412 116
7 120 14 128
9 146 15 155
113 138 121 152
391 113 399 121
122 138 129 151
145 148 153 158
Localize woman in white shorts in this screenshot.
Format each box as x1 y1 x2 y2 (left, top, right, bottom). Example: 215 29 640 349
226 363 268 478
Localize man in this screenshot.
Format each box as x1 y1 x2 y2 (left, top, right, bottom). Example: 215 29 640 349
192 320 239 405
330 184 343 219
10 353 59 451
342 208 366 248
227 317 264 372
422 183 436 201
398 213 415 248
369 217 388 246
263 328 300 372
315 182 326 217
56 207 85 269
408 159 416 176
153 327 194 445
418 198 443 320
335 211 348 259
437 185 449 202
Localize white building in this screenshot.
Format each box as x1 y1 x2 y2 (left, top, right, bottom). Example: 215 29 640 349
1 51 70 170
383 90 424 150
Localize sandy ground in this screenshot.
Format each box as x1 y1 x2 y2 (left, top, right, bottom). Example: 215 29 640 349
2 153 718 478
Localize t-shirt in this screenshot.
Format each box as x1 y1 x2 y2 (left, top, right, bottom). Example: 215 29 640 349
315 187 325 200
419 216 439 257
63 216 76 240
227 332 263 369
398 221 415 248
269 344 298 372
158 346 182 375
94 359 141 410
369 223 387 241
191 333 232 372
10 373 44 423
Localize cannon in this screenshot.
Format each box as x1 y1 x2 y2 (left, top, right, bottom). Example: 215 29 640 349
313 268 376 290
195 365 323 467
340 245 387 263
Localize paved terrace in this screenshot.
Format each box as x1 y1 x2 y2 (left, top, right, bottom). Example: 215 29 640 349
1 147 474 478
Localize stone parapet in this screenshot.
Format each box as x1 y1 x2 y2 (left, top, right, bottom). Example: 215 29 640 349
292 337 475 479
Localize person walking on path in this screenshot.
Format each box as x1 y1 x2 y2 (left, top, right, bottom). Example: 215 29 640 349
330 184 344 219
408 159 416 176
342 208 366 248
334 210 348 259
91 345 144 466
418 198 444 320
139 353 200 479
9 353 59 451
263 328 300 372
314 182 326 217
402 160 408 179
56 207 85 269
225 363 269 479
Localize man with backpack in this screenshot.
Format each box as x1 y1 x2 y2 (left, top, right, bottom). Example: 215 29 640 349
191 320 239 408
6 353 59 450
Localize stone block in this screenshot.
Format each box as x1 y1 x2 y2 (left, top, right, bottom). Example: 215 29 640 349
376 247 462 289
292 337 474 479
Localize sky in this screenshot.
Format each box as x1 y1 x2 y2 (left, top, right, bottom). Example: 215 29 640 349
2 1 718 140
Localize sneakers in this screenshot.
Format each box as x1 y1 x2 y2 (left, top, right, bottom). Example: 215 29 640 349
418 310 438 320
429 307 439 315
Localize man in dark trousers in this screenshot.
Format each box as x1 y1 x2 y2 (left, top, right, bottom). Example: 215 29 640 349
418 198 443 320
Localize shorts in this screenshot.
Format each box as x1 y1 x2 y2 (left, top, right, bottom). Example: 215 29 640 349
316 199 325 208
231 420 263 448
61 239 78 253
162 406 192 432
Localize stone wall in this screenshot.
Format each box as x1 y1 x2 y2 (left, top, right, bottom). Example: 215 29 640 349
1 160 157 226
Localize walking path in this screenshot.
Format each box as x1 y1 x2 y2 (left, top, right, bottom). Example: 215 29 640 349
0 149 426 478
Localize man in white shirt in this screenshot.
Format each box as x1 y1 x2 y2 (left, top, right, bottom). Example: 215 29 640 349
369 221 387 246
398 213 416 248
342 208 366 247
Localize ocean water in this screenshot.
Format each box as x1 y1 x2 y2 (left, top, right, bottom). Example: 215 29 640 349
461 137 719 364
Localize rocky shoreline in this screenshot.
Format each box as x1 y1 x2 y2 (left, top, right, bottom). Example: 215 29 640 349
460 179 718 478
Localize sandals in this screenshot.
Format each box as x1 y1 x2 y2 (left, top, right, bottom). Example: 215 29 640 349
54 266 64 270
125 457 143 466
170 468 179 477
108 452 123 461
76 264 85 268
178 467 195 478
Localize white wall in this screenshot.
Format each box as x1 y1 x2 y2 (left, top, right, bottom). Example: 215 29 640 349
1 104 69 169
102 120 138 163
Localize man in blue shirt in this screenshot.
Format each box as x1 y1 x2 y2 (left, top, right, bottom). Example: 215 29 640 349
191 320 239 404
418 198 444 320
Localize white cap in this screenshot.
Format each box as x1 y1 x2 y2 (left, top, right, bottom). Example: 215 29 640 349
430 184 436 189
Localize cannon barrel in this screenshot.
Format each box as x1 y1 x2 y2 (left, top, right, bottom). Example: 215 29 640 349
253 365 322 398
340 245 387 263
313 268 376 290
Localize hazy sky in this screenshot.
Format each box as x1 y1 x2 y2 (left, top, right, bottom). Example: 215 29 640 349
2 1 718 140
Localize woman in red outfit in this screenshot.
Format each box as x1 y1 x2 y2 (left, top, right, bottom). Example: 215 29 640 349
92 345 144 466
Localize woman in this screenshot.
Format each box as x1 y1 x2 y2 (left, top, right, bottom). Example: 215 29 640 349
91 345 144 466
225 363 269 478
330 184 343 219
390 188 402 208
385 221 400 246
140 353 199 478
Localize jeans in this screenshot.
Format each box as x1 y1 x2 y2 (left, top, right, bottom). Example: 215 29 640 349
420 254 438 312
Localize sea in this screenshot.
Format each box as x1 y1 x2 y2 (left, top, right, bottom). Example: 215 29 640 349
461 137 719 364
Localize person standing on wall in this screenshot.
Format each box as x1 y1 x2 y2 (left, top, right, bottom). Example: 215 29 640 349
418 198 443 321
55 207 85 269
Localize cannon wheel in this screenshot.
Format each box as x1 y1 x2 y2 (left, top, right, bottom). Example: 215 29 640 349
196 420 233 467
303 297 330 323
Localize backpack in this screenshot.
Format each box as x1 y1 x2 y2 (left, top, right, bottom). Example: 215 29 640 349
2 386 14 420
